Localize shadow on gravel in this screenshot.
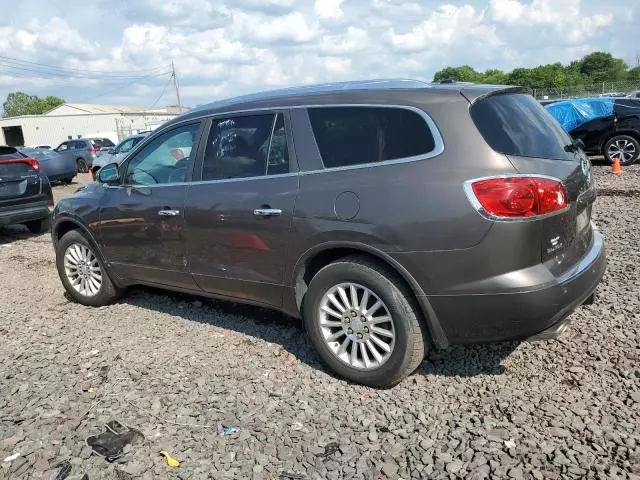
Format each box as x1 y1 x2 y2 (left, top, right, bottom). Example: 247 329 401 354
0 225 38 245
123 286 520 381
419 342 519 377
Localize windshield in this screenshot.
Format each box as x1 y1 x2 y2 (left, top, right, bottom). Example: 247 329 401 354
471 93 576 160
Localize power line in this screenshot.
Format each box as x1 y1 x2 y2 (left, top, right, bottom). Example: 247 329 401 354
147 74 174 110
0 54 168 77
0 61 170 80
77 72 173 103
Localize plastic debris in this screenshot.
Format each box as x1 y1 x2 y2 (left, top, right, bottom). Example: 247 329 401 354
54 460 72 480
320 442 340 458
3 452 20 462
504 439 516 449
86 421 145 461
291 422 304 431
221 426 239 436
159 451 181 468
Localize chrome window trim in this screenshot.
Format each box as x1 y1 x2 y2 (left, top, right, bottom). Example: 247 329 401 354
104 171 298 189
153 103 445 174
462 174 570 223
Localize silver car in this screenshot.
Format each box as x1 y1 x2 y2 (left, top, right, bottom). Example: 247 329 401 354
54 137 115 173
91 133 149 176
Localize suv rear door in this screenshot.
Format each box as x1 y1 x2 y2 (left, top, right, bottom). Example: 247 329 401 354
469 92 595 275
184 112 298 308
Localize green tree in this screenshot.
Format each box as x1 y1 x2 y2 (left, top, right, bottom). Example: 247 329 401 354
2 92 65 117
433 65 483 83
578 52 628 83
627 66 640 81
482 69 507 84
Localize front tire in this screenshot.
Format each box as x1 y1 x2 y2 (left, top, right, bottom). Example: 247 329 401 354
303 256 427 387
55 229 121 307
604 135 639 165
25 217 50 234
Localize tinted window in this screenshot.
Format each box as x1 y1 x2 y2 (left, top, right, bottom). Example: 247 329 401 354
125 123 199 185
0 162 35 175
115 138 135 154
471 93 575 160
202 114 275 180
268 114 289 175
308 106 436 168
93 138 115 147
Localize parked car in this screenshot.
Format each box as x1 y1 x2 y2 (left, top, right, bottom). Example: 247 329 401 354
90 133 149 177
51 80 605 387
546 97 640 165
28 145 53 150
626 90 640 99
0 146 54 234
54 138 115 173
20 148 77 184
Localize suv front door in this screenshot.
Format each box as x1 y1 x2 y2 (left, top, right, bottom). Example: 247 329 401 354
184 112 298 308
97 121 204 289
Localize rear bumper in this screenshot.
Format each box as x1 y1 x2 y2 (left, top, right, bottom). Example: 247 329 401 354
0 201 52 226
426 229 606 344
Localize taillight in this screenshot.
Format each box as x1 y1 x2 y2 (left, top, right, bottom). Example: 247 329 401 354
0 158 40 172
89 146 100 153
465 176 567 219
24 157 41 171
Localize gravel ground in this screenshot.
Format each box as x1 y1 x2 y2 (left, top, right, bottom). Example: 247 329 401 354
1 165 639 480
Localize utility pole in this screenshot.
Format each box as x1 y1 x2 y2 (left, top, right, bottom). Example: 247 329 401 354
171 60 183 112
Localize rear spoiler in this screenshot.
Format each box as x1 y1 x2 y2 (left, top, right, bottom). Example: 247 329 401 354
461 86 533 104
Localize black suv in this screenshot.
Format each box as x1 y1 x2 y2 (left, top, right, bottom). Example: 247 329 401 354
51 80 605 387
0 147 54 234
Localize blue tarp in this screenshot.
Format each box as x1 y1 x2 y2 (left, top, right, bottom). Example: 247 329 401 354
545 98 615 132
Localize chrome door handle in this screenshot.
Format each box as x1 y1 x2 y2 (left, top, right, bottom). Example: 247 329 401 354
253 208 282 217
158 209 180 217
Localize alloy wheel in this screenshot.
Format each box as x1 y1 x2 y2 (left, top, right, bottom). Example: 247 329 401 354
608 138 637 164
64 243 103 297
318 282 395 370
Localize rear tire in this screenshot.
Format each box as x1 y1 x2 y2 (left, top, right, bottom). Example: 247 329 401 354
25 217 50 234
604 135 639 165
55 229 121 307
76 158 89 173
303 256 427 387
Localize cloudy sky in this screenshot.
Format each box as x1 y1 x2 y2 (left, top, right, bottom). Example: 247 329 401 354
0 0 638 107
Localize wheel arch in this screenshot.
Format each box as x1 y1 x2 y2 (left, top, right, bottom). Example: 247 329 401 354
291 242 449 349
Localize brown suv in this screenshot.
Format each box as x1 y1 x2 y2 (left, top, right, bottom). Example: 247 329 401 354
51 80 605 387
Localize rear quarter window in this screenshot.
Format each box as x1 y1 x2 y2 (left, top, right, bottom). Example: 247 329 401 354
308 106 437 168
470 93 575 160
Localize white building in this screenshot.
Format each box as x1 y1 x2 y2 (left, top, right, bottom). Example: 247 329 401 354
0 103 185 148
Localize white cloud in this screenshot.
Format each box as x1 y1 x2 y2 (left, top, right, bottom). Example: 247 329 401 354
314 0 343 19
0 0 637 107
388 5 502 53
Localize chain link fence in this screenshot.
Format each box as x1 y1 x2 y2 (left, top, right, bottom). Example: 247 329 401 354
534 81 640 101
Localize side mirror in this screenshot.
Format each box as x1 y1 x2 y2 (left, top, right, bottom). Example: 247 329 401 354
97 163 121 184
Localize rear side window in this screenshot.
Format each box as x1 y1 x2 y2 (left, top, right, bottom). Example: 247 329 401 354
470 93 575 160
308 106 436 168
